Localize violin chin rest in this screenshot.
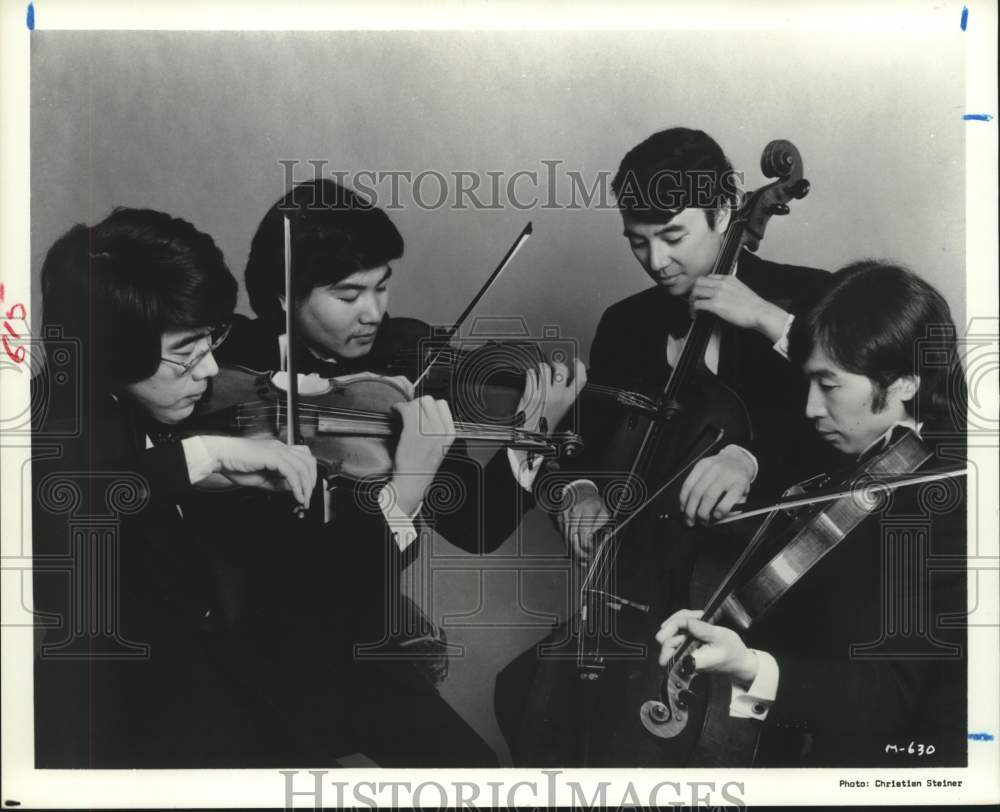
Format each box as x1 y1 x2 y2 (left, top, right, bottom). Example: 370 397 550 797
270 371 332 395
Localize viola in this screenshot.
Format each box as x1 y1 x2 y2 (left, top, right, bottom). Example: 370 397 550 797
637 428 956 765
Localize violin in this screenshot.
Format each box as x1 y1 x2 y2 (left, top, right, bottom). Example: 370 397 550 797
637 428 962 766
188 364 563 482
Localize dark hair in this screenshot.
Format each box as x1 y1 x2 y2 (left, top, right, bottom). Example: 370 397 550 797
788 260 966 429
244 179 404 331
611 127 741 226
41 207 236 387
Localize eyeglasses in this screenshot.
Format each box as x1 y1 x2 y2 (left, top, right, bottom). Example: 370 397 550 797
159 323 232 375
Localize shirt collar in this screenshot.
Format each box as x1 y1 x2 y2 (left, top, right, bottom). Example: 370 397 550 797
858 417 923 460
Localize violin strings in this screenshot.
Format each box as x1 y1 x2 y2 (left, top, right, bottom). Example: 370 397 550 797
232 417 541 440
232 406 549 444
237 401 543 429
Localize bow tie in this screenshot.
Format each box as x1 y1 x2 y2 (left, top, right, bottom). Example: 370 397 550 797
662 295 693 339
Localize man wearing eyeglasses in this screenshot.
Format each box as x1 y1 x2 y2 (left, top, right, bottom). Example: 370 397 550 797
31 208 323 767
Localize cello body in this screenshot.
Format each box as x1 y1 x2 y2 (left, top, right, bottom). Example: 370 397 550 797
507 367 753 767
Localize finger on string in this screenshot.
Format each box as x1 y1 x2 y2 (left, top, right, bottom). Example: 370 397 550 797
417 395 436 427
438 398 456 436
686 616 718 641
660 609 703 634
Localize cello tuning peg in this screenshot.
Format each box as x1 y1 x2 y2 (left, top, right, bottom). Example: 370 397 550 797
768 203 790 216
791 179 810 199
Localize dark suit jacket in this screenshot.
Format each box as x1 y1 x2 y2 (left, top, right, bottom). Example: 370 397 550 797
581 249 832 499
30 330 509 767
738 441 967 766
31 388 314 767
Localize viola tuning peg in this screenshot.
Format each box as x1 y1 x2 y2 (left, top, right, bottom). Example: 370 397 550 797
679 654 696 677
791 178 810 199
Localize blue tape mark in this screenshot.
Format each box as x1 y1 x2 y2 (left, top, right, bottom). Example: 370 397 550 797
968 732 995 741
961 6 969 30
26 2 34 30
963 114 994 121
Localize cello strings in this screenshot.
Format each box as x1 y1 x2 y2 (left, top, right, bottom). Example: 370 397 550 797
582 429 724 597
576 432 726 666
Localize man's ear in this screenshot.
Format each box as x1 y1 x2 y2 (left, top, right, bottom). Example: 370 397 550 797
712 205 732 233
890 374 920 403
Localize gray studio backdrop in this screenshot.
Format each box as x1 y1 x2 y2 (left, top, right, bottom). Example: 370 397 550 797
30 30 965 763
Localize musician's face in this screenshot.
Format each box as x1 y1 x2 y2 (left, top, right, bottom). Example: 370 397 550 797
123 327 220 424
622 207 730 298
803 347 917 455
294 265 390 360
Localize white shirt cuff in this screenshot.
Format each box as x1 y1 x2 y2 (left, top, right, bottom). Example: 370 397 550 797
181 435 216 485
772 313 795 359
558 478 600 513
507 447 544 491
721 444 759 484
378 486 421 552
729 649 779 719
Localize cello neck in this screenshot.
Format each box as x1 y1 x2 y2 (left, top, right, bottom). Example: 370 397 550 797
662 210 746 401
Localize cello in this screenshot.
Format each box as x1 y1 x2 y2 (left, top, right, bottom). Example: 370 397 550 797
511 140 812 766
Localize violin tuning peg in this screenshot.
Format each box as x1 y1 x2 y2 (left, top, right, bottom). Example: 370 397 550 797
541 457 561 475
791 178 810 199
559 431 584 459
768 203 790 216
